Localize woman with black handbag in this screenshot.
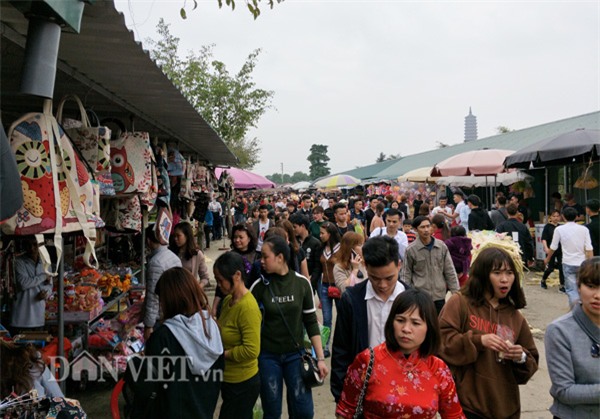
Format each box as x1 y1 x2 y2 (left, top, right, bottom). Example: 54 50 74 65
314 221 341 358
250 235 328 419
336 289 464 419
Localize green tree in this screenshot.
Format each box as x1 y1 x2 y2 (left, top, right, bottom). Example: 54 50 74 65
307 144 331 180
496 126 514 134
179 0 285 20
290 171 310 183
147 19 274 169
266 171 310 184
376 152 401 163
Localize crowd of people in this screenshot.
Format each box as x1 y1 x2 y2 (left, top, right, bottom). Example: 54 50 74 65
123 189 600 418
3 189 598 419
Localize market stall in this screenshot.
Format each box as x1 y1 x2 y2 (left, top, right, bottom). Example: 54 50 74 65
0 0 238 399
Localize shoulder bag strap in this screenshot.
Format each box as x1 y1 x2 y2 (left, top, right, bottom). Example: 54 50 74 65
192 250 201 280
262 274 305 355
56 94 91 128
49 114 98 270
353 347 375 419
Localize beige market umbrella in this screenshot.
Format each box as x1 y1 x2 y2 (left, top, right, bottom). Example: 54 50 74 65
397 167 440 183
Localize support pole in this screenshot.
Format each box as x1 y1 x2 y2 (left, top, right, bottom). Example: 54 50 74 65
545 167 549 221
57 247 65 394
141 205 147 285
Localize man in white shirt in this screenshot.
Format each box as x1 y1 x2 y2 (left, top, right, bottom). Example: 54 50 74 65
545 207 593 306
253 204 274 253
431 195 453 218
443 192 468 228
368 208 409 261
275 197 286 210
319 195 329 210
330 236 406 402
208 196 223 240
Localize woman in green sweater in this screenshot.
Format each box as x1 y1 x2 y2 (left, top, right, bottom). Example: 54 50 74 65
250 235 328 419
214 252 262 419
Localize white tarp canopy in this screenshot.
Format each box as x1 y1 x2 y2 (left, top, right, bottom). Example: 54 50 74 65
436 171 533 187
291 181 312 191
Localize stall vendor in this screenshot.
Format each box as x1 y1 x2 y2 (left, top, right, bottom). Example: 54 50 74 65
10 236 52 334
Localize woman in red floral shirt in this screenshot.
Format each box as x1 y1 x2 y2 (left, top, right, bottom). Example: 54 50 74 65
336 289 465 419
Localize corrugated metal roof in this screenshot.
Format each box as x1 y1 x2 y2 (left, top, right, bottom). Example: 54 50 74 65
369 111 600 180
338 157 401 180
0 0 238 166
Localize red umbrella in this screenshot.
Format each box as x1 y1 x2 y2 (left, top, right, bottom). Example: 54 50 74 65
431 149 514 176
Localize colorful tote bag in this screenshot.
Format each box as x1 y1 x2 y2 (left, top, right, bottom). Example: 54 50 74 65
155 206 173 245
167 147 184 176
56 95 115 196
3 101 98 273
102 195 142 233
110 131 153 195
155 151 171 206
179 159 196 201
139 150 158 210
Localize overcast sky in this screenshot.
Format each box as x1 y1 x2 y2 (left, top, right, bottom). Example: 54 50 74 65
115 0 599 177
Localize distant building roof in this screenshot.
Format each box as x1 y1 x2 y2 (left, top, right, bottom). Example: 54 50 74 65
350 111 600 181
339 158 401 180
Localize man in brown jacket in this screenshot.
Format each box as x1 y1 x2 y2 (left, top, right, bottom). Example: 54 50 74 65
403 215 459 313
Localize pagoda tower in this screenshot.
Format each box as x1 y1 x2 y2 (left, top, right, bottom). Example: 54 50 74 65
464 107 478 142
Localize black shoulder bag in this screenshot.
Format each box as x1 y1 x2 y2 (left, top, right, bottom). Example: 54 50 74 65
353 347 375 419
261 274 324 388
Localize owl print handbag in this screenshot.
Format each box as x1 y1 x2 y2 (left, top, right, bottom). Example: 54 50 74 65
2 100 99 274
110 131 154 195
56 95 115 196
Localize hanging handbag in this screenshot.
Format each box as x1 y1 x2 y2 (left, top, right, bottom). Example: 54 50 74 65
262 275 324 388
56 94 115 196
179 158 195 201
102 195 143 233
3 101 98 273
353 347 375 419
139 151 158 210
110 131 154 195
154 206 173 245
155 147 171 206
167 147 184 177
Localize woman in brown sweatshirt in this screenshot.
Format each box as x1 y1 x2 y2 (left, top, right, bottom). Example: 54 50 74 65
438 247 539 419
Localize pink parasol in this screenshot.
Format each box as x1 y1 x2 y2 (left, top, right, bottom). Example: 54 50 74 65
215 167 275 190
431 149 514 177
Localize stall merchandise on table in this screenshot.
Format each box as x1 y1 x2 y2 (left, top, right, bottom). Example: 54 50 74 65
41 265 146 377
